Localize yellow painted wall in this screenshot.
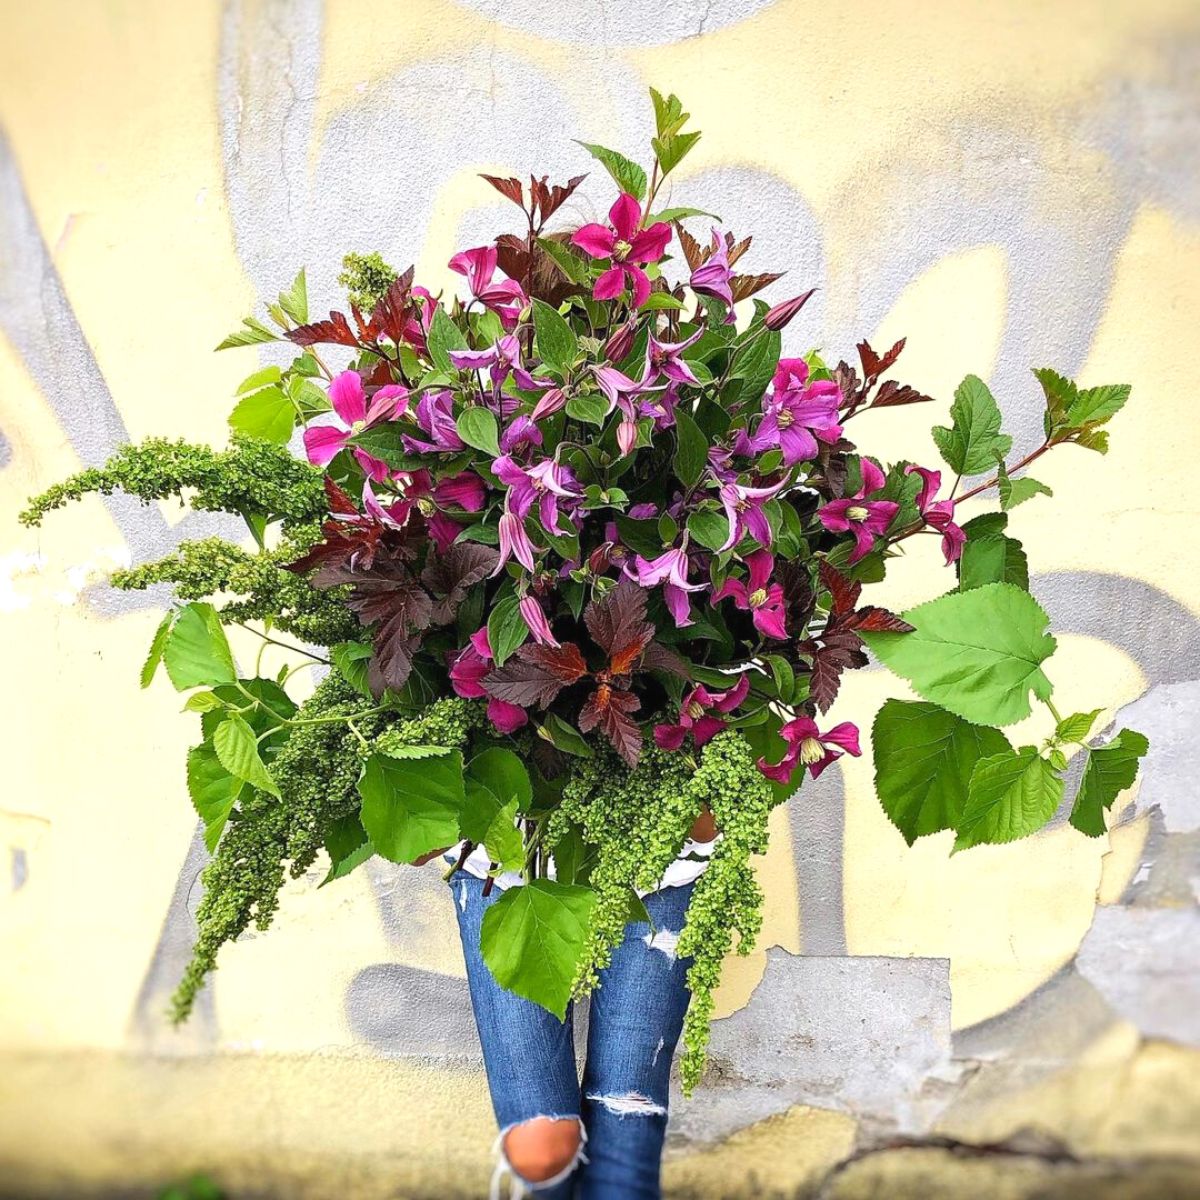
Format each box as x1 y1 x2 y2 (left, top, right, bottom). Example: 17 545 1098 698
1 2 1198 1196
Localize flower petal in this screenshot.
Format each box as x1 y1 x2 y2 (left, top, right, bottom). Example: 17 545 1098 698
328 371 366 426
593 265 627 301
303 424 349 467
572 223 616 259
608 192 642 240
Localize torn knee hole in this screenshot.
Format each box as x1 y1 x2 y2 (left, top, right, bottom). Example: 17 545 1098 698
587 1091 667 1117
502 1116 583 1183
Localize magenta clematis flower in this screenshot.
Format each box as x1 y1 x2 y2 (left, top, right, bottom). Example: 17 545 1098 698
449 627 528 733
818 459 900 564
643 327 704 386
448 246 526 329
593 364 654 456
763 289 816 331
750 359 843 466
494 510 538 576
303 371 408 481
571 193 671 309
519 595 559 648
717 478 786 551
499 415 544 453
402 390 465 454
758 716 861 783
450 334 551 393
712 549 788 640
689 229 734 320
633 544 706 627
493 455 581 535
906 466 966 565
654 673 750 751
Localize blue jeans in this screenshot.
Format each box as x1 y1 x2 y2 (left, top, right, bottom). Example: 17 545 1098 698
449 871 695 1199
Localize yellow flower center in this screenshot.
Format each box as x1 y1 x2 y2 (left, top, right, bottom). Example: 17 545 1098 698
613 239 633 261
748 587 768 608
686 700 706 720
799 737 825 765
846 505 869 522
350 419 366 434
417 497 435 516
776 409 795 429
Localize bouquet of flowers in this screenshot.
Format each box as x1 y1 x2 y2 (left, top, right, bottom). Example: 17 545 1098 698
20 91 1147 1093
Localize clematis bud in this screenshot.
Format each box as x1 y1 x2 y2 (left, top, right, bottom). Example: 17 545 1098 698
530 387 567 421
764 288 816 331
604 320 636 362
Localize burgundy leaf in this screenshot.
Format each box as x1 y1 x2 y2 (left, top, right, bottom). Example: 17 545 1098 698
834 360 861 407
640 641 692 680
841 606 914 634
578 684 642 767
421 542 500 624
584 578 653 674
804 629 868 713
674 222 704 272
367 622 416 696
529 173 586 226
819 560 861 618
361 267 416 344
482 642 587 709
730 271 785 304
494 233 581 306
323 476 360 517
725 234 753 268
285 310 360 348
480 174 525 209
871 380 934 409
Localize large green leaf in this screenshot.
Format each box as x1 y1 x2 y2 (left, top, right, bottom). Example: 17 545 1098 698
467 747 534 810
212 713 281 798
186 742 245 851
872 700 1011 844
320 812 375 886
480 878 598 1019
141 610 175 688
229 386 294 444
357 748 465 864
861 583 1056 726
931 375 1012 475
531 299 578 374
955 747 1064 850
427 307 468 372
1069 729 1149 837
574 142 647 201
673 407 708 488
456 407 501 457
164 603 237 689
1066 383 1130 430
487 595 527 667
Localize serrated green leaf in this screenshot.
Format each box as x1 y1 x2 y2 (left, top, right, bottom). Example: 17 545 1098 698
330 641 374 698
357 748 465 864
183 690 225 713
1056 708 1104 744
955 747 1064 850
186 742 245 852
673 408 707 488
487 595 528 667
164 603 237 690
653 129 701 176
427 307 468 372
1065 383 1130 429
537 237 590 285
236 365 283 396
380 744 453 760
467 747 534 811
456 407 501 456
215 316 279 351
957 513 1029 592
320 812 374 886
574 142 647 201
213 713 280 797
480 878 598 1019
484 797 524 871
279 268 308 325
861 582 1056 727
229 385 294 444
1069 729 1149 836
872 700 1011 844
141 610 175 689
998 467 1052 510
932 375 1012 475
531 299 578 373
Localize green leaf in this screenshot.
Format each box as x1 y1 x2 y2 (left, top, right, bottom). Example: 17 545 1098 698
201 678 295 747
229 385 294 444
957 513 1029 592
1066 383 1130 430
565 394 609 426
931 375 1012 475
1035 367 1076 438
186 742 245 852
861 582 1056 727
998 466 1053 510
872 700 1011 844
483 797 524 871
763 654 796 703
427 307 468 372
487 595 528 667
141 610 175 688
330 641 374 699
732 327 782 402
540 713 593 758
357 748 465 864
467 747 534 810
673 408 707 488
278 268 308 325
955 747 1064 850
1069 729 1149 837
215 316 279 351
640 292 684 311
212 713 280 798
182 690 225 713
646 206 718 225
456 407 501 457
653 129 701 177
164 603 237 689
687 507 730 553
1056 709 1104 744
320 813 375 886
236 365 282 395
536 238 591 286
379 743 453 760
479 878 598 1019
531 299 578 373
574 142 647 201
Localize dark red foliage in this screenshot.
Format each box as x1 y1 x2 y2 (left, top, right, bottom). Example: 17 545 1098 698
483 642 588 709
480 174 526 208
421 542 500 625
285 310 360 348
495 233 582 306
730 272 785 304
579 683 643 767
357 267 417 344
584 577 653 671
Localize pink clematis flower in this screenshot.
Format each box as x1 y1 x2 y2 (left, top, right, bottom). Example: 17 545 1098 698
717 478 786 551
519 595 559 648
643 327 705 387
633 544 706 627
450 334 551 393
744 359 843 466
818 459 900 564
448 246 526 329
758 716 861 783
593 364 656 456
905 466 966 565
654 673 750 751
689 229 735 320
494 510 538 576
303 371 408 481
402 390 465 454
492 455 581 536
712 549 788 640
449 627 528 733
571 193 671 310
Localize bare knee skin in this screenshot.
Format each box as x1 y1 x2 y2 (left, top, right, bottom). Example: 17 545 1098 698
503 1116 582 1182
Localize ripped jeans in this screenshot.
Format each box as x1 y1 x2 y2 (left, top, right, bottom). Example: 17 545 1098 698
449 871 695 1200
